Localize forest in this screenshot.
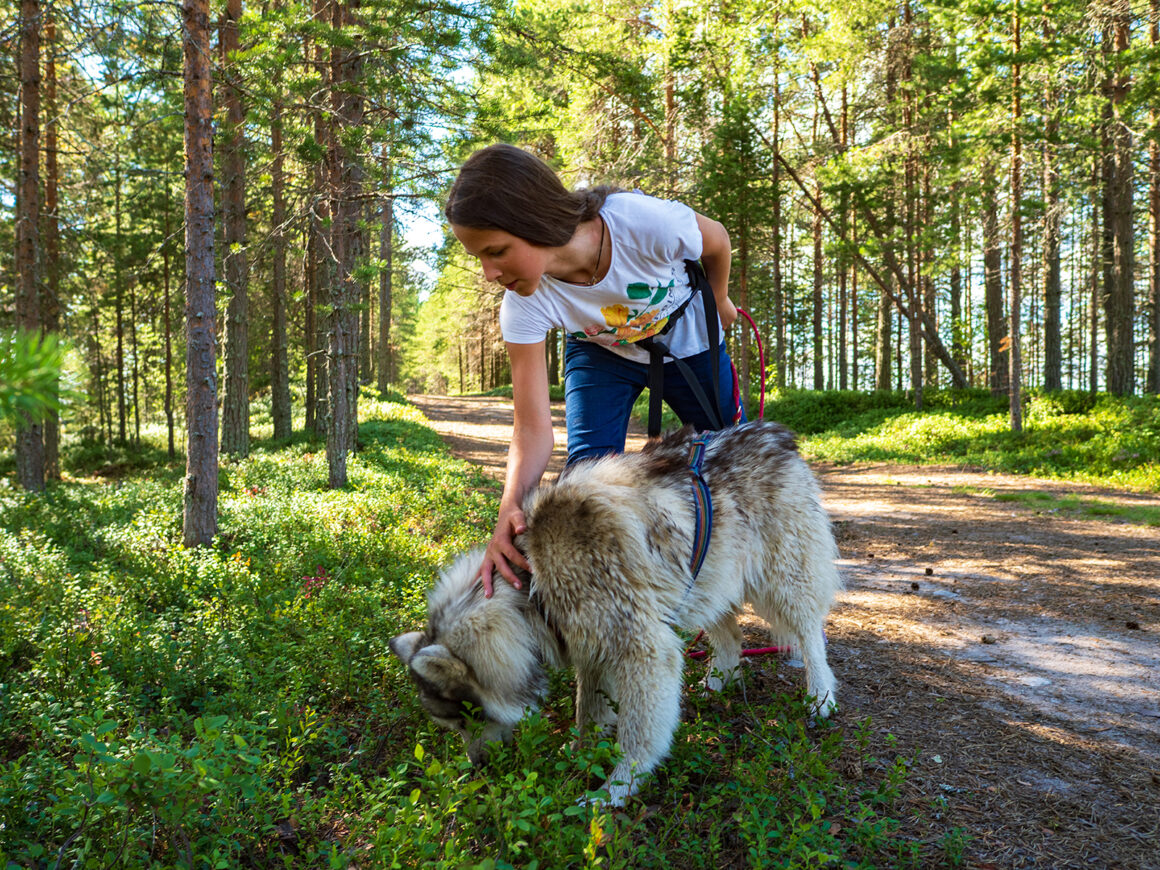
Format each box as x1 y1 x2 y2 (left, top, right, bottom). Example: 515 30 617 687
2 0 1159 497
2 0 1160 866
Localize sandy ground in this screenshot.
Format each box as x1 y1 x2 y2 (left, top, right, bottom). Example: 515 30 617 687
409 394 1160 869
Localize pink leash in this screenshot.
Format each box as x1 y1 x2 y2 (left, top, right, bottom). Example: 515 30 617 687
685 630 789 659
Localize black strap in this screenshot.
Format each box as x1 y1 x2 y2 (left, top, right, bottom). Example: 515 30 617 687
638 260 724 438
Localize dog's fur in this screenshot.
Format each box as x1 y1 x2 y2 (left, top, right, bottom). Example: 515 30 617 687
390 422 842 805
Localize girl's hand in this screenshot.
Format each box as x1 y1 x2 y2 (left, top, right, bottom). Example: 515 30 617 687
480 506 531 597
718 295 738 330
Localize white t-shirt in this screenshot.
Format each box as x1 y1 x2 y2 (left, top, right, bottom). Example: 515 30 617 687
498 192 716 364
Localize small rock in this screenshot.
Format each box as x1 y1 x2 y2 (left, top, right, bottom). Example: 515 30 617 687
911 581 920 591
925 567 934 576
1126 621 1141 630
982 635 997 645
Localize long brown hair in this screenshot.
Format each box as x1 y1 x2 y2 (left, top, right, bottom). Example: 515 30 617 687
445 144 613 247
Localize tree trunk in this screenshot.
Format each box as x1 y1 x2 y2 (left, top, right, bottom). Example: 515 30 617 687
950 180 966 375
1010 1 1023 432
1041 7 1062 391
838 83 849 391
271 96 293 439
1104 16 1135 395
360 204 373 387
115 160 126 443
16 0 44 492
183 0 219 547
772 46 785 390
983 160 1008 396
1148 0 1160 394
326 0 365 488
812 91 824 391
43 6 60 480
220 0 249 455
310 0 330 437
164 210 176 459
377 161 394 394
130 279 141 445
1090 137 1101 393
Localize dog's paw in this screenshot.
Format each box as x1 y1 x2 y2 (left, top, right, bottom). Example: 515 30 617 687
806 692 838 725
576 784 630 809
701 665 739 696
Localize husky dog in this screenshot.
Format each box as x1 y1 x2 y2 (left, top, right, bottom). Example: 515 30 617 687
390 421 842 806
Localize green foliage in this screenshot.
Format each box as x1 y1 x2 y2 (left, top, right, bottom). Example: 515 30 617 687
792 390 1160 492
0 398 937 867
0 330 70 424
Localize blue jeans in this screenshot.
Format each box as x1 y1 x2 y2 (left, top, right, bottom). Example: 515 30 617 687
563 338 744 465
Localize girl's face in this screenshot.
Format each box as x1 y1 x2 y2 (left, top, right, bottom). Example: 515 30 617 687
452 225 550 297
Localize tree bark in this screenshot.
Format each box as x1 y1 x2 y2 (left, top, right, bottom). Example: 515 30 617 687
950 180 966 375
309 0 330 437
772 33 785 390
1010 1 1023 432
16 0 44 493
164 210 176 460
1041 6 1062 391
1148 0 1160 394
271 96 293 439
183 0 219 547
983 160 1008 396
811 78 824 391
326 0 365 488
377 160 394 394
114 160 126 443
838 83 849 391
1104 15 1135 395
1090 136 1101 393
220 0 249 455
43 5 60 480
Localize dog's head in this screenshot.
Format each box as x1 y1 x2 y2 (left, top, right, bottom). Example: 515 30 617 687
388 631 493 759
390 549 547 764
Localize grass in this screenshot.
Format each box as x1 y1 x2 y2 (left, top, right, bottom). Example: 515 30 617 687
754 389 1160 493
0 394 939 869
955 487 1160 527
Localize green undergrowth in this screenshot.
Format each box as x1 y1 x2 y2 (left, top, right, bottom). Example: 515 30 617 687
2 394 945 867
753 389 1159 493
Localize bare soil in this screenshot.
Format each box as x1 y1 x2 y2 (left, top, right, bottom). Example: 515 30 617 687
409 394 1160 869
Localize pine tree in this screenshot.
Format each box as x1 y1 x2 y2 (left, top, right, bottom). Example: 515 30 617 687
183 0 219 547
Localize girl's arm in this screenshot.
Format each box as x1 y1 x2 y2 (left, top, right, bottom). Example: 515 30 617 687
695 212 738 330
480 339 555 596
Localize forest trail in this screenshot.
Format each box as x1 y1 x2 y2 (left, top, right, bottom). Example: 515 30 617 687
409 393 1160 869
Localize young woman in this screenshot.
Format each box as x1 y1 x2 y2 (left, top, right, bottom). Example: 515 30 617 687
446 144 743 594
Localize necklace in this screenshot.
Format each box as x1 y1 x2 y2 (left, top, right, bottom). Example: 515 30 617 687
586 217 605 286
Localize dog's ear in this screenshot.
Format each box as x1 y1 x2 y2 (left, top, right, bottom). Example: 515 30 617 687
409 644 471 686
389 631 426 665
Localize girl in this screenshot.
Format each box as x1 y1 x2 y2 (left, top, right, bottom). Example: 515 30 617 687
445 144 743 594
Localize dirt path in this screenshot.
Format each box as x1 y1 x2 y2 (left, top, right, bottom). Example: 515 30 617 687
409 394 1160 869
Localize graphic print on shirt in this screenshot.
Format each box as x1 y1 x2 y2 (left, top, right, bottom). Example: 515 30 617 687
572 280 674 346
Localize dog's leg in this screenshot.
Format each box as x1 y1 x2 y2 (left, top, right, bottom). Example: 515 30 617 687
752 594 838 719
574 663 617 743
799 625 837 718
703 613 743 692
596 634 683 807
